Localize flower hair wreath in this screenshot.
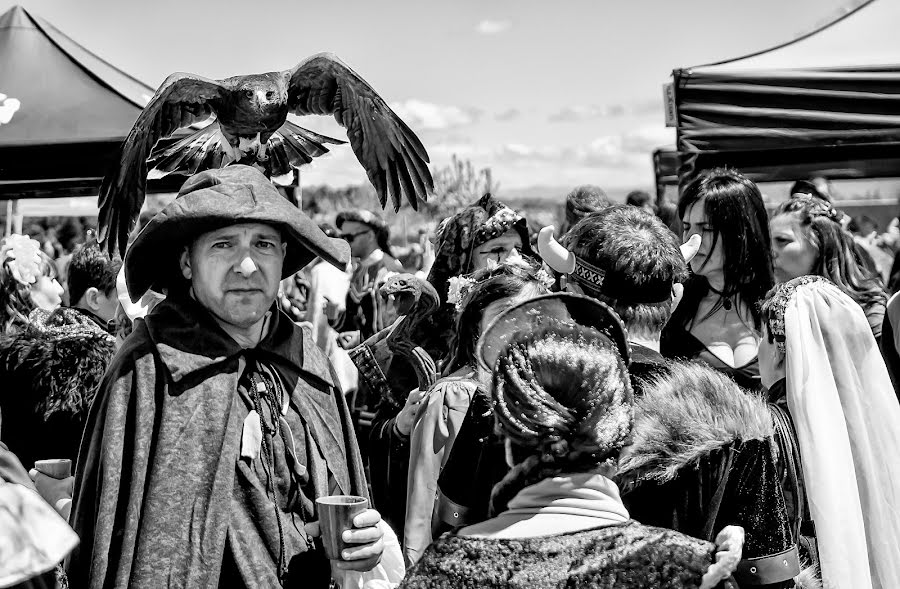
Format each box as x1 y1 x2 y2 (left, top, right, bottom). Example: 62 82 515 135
1 234 43 287
446 250 554 312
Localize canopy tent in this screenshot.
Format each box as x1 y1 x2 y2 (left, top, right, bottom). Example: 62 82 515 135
659 0 900 190
0 5 182 200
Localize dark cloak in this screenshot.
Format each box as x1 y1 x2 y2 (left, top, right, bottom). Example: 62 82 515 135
68 296 368 588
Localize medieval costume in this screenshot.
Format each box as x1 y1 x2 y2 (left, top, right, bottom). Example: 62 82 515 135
401 294 729 589
879 290 900 399
401 488 718 589
402 373 481 565
0 306 115 469
761 275 900 589
618 361 801 588
68 166 371 589
660 327 761 391
365 194 531 542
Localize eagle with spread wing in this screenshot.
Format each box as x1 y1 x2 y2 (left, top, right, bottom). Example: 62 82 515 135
98 53 433 256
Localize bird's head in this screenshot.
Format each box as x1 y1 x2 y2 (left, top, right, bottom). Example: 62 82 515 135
231 73 288 113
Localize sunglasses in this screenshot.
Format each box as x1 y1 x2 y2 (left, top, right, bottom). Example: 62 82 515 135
340 229 372 242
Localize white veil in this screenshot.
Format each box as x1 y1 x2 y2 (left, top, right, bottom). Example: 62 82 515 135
782 280 900 589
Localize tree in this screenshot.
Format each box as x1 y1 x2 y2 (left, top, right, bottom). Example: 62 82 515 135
419 155 499 219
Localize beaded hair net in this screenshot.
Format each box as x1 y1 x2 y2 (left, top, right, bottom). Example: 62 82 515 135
764 274 831 353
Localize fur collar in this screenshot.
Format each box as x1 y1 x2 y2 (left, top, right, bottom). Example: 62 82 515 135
0 307 115 420
617 362 773 484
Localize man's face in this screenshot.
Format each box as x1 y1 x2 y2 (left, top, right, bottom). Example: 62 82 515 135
340 221 376 258
180 223 286 330
93 288 120 323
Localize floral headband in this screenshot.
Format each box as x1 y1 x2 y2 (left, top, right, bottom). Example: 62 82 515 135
1 234 43 287
764 274 830 353
446 250 553 312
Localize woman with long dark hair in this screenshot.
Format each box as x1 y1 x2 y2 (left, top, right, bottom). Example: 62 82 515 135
769 195 887 341
661 168 774 390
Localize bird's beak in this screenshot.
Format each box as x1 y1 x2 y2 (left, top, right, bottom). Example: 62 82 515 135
256 90 268 104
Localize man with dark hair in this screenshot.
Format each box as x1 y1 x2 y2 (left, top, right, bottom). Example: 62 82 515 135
540 205 691 383
790 177 832 203
67 241 122 326
560 184 610 234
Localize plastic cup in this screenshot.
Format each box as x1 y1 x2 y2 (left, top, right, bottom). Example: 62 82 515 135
33 459 72 479
315 495 368 560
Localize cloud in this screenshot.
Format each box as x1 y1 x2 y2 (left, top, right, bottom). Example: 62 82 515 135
390 100 482 131
300 126 675 192
548 104 625 123
495 108 521 122
548 101 667 123
475 19 511 35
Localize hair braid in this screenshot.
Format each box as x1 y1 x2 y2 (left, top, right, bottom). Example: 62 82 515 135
488 324 633 514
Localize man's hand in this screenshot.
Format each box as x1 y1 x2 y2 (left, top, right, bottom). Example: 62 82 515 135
395 388 427 437
700 525 744 589
672 234 702 313
28 469 75 520
305 508 385 572
337 331 360 349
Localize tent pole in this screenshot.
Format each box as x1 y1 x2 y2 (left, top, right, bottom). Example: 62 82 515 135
5 200 11 237
11 200 22 235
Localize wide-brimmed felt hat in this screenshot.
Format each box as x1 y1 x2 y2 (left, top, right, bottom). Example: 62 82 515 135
476 292 630 373
335 210 388 233
125 165 350 300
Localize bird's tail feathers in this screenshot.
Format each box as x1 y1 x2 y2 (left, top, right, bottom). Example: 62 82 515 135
147 119 344 179
148 121 235 179
265 120 345 176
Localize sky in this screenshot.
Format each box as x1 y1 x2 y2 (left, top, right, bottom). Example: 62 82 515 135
0 0 889 197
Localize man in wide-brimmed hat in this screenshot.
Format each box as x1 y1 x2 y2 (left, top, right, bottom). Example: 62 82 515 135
69 166 386 588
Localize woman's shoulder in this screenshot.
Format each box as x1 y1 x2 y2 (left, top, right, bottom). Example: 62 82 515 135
400 523 713 589
424 374 481 406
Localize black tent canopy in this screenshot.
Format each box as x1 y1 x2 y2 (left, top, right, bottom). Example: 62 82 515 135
660 0 900 189
0 5 181 198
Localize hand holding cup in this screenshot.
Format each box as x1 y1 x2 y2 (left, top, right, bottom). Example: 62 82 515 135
308 497 384 572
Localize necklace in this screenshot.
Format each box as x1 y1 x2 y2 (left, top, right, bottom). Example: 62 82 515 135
707 285 733 310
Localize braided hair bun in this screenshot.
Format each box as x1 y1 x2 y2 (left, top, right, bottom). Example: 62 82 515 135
489 322 633 513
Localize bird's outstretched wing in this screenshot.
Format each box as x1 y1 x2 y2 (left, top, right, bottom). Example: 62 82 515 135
98 73 224 256
285 53 433 212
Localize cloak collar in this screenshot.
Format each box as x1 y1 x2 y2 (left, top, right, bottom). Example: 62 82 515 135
144 296 334 388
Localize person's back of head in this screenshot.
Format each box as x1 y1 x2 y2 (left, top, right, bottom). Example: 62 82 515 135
562 185 610 234
67 241 123 323
625 190 655 214
564 205 688 340
790 179 832 204
490 322 632 512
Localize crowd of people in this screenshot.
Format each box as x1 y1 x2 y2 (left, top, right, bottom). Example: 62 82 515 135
2 164 900 589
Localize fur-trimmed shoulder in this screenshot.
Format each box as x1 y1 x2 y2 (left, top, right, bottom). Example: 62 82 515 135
0 310 116 420
618 361 773 483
